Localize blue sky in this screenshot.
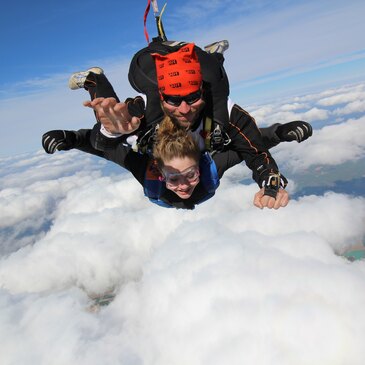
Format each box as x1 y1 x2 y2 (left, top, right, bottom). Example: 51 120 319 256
1 0 365 156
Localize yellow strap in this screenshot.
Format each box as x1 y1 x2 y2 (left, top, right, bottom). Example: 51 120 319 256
158 3 167 36
204 116 212 150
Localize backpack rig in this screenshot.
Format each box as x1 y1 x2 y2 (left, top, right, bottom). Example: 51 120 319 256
128 0 231 154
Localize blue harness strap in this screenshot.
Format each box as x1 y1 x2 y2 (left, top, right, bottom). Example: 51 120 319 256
144 152 220 208
199 152 220 193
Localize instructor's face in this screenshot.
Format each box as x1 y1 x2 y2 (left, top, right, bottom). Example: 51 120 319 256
162 98 205 129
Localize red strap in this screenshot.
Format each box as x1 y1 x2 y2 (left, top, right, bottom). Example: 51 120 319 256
143 0 151 44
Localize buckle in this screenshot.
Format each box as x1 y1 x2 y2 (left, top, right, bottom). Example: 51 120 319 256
263 173 288 198
136 125 158 154
210 125 231 152
210 125 225 151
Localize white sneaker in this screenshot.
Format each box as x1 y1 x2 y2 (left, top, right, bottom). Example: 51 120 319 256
68 67 104 90
204 40 229 55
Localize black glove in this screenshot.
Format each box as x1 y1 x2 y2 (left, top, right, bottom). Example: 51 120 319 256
125 96 145 119
276 121 312 143
263 173 288 199
42 130 79 154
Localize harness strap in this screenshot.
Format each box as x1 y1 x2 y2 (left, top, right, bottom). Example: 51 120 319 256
203 117 212 151
144 0 168 44
157 3 168 41
143 0 152 44
201 116 232 153
134 124 159 154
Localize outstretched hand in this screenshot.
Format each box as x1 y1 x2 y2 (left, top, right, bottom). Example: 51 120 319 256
84 97 141 134
253 188 289 209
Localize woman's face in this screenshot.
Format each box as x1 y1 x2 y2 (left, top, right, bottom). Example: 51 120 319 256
162 156 200 199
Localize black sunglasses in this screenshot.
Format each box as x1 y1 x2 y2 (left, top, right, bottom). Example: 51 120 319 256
161 90 202 107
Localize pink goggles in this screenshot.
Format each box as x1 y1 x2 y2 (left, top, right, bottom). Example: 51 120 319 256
162 165 200 187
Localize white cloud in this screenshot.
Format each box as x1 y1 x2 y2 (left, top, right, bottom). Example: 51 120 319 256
280 102 309 111
248 104 275 123
333 100 365 116
0 137 365 364
0 150 106 255
251 105 329 126
246 83 365 137
302 107 329 121
317 84 365 106
272 116 365 170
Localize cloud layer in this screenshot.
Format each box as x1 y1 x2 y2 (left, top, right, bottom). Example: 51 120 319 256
246 82 365 171
1 81 365 365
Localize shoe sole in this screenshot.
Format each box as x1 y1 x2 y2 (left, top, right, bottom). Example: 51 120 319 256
68 67 104 90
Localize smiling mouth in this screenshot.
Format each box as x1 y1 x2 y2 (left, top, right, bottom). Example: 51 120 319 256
177 187 193 196
176 116 191 124
176 113 195 122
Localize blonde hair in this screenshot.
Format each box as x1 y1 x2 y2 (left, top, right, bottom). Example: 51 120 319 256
153 116 200 169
